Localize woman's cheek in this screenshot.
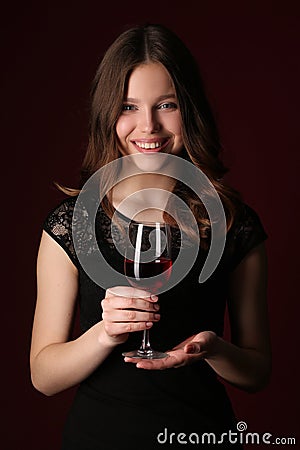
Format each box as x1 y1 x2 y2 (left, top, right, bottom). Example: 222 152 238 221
116 116 134 141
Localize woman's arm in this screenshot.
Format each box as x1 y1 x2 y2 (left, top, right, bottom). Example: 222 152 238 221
125 243 272 393
30 232 116 396
30 232 160 396
206 241 271 392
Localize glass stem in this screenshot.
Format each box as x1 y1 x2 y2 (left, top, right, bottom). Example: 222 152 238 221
140 329 152 352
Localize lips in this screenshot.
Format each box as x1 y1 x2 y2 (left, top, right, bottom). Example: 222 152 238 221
131 138 170 153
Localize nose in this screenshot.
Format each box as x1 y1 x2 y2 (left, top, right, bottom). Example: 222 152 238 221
139 108 161 133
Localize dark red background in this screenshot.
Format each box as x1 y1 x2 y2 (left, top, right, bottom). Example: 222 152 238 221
2 1 299 448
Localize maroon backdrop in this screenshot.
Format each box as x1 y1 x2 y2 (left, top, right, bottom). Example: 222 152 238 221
2 1 299 448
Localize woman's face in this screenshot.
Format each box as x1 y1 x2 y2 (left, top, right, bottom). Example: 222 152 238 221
116 63 183 158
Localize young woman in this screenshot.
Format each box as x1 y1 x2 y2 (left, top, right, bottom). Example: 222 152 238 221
30 24 271 449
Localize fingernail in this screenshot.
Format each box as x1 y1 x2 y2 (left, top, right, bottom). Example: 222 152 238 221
146 322 153 327
186 345 196 353
151 295 158 301
154 314 160 320
154 304 160 310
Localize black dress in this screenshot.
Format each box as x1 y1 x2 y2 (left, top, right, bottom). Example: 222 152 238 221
43 196 268 449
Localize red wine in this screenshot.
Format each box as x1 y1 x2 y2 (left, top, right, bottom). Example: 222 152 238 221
124 257 172 292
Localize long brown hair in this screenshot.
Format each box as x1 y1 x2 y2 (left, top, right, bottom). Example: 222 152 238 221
59 23 242 246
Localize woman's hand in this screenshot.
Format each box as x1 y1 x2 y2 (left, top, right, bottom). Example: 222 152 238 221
124 331 218 369
100 286 161 347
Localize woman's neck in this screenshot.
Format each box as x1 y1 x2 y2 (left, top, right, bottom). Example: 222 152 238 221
111 174 175 223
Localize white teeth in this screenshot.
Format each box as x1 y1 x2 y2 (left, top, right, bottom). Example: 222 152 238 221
135 141 163 149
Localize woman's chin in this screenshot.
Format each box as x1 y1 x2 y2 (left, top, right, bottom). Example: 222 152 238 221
128 152 172 173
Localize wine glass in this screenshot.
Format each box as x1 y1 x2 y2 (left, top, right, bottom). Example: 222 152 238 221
122 220 172 359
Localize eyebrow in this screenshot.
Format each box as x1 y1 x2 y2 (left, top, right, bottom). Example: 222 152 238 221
125 94 177 103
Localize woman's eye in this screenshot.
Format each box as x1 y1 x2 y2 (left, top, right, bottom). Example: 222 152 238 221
122 104 136 111
158 102 177 110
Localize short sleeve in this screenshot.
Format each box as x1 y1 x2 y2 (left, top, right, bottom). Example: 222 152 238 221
229 203 268 270
43 196 79 268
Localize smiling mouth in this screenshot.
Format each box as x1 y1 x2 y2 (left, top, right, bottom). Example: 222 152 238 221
132 139 170 152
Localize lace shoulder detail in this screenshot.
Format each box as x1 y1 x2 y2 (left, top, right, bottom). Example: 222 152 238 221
43 196 130 268
43 196 78 267
228 202 268 269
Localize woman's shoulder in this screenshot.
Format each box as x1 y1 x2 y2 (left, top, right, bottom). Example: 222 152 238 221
46 195 78 216
42 195 79 266
43 195 78 232
232 201 268 238
225 200 268 270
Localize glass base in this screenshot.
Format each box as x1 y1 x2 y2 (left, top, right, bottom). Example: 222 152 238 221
122 349 169 359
